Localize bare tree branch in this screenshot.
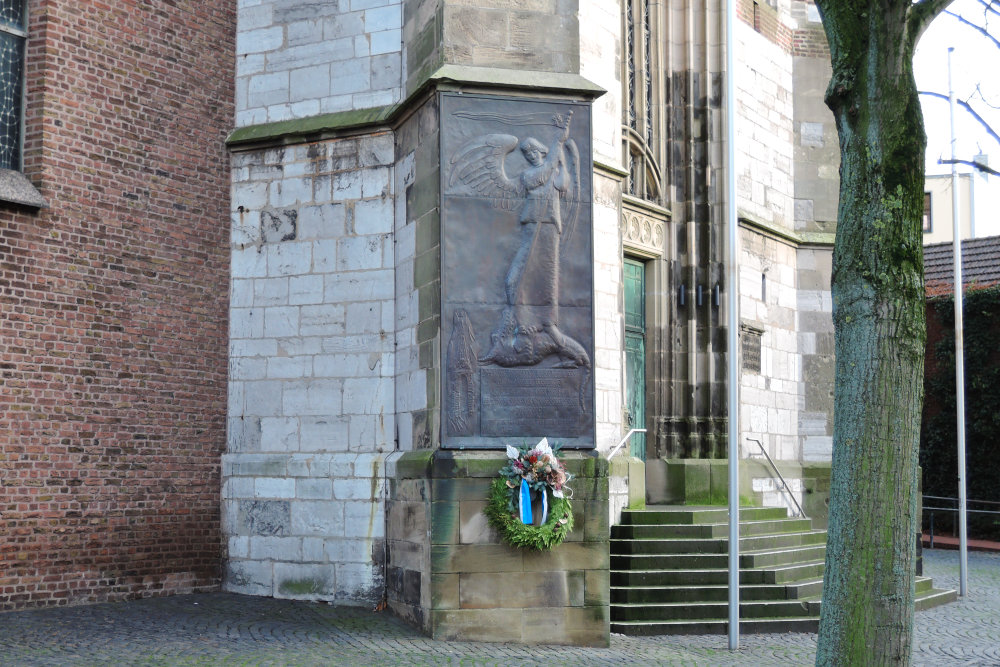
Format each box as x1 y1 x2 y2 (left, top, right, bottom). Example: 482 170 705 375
939 157 1000 176
945 9 1000 49
910 0 958 38
919 90 1000 148
974 84 1000 110
976 0 1000 19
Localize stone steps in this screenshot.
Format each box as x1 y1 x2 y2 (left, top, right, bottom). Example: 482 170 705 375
611 616 821 636
610 505 956 635
611 518 815 540
611 579 825 604
610 544 828 571
610 529 828 554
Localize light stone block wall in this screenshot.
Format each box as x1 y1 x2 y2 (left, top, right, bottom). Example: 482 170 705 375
788 5 837 463
739 228 801 463
392 147 422 452
593 170 625 457
591 165 626 526
392 94 440 451
581 0 629 524
236 0 403 126
736 22 795 230
439 2 579 74
792 56 839 233
580 0 623 168
222 452 389 601
751 474 804 516
225 133 397 603
796 246 834 461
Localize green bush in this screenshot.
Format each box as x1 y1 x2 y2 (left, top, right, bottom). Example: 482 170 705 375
920 285 1000 540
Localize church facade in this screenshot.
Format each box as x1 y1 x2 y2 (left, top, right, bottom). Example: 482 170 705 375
224 0 839 645
0 0 841 647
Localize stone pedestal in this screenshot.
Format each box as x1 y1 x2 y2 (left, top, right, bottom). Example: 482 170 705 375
386 450 610 646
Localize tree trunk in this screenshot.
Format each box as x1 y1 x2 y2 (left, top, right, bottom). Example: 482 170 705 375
814 3 929 665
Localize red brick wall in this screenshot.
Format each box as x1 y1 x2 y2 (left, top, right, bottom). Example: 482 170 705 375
0 0 234 610
736 0 830 59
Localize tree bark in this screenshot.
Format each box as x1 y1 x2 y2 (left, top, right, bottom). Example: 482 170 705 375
813 2 938 664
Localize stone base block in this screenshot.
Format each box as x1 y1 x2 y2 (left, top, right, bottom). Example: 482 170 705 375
387 449 610 647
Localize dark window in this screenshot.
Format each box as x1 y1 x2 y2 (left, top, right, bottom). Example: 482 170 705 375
0 0 26 171
741 326 762 374
922 192 932 233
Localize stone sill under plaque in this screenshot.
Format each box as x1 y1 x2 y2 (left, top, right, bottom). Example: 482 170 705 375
0 169 46 209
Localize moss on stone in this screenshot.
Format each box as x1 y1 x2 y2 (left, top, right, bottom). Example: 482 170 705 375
227 106 397 147
394 451 434 479
278 578 324 596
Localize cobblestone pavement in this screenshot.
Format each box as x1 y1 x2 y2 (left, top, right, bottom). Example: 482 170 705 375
1 549 997 666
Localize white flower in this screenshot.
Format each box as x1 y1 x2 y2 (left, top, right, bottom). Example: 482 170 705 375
534 437 552 457
506 445 519 459
551 488 564 498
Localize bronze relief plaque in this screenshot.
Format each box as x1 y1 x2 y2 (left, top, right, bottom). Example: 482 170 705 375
440 93 594 449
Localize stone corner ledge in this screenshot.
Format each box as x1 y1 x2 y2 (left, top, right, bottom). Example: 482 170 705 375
739 210 837 248
0 168 46 209
226 105 398 150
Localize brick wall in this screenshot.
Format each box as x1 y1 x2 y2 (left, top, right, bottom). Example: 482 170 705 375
737 0 831 59
737 0 794 52
0 1 234 610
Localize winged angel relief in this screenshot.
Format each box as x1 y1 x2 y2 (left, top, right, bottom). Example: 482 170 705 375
448 111 591 376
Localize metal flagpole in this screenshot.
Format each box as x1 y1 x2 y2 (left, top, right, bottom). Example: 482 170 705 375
947 47 969 596
725 0 741 649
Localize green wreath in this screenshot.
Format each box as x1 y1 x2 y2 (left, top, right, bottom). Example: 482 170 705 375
484 477 574 551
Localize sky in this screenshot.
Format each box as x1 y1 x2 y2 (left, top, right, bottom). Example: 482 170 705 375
914 0 1000 175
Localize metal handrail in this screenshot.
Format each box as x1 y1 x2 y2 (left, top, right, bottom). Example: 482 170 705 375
924 494 1000 507
923 494 1000 548
606 428 647 460
746 438 806 519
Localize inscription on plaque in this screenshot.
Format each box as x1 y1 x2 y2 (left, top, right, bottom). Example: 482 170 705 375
480 368 591 437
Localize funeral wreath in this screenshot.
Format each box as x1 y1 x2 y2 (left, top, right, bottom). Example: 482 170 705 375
484 438 574 550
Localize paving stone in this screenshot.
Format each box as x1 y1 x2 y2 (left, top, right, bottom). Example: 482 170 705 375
0 549 996 665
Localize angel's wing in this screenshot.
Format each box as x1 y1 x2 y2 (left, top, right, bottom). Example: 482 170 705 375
447 134 525 211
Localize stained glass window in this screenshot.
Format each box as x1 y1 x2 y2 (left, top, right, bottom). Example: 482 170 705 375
0 0 25 171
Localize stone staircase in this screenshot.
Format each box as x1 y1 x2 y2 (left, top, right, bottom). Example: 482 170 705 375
610 505 957 635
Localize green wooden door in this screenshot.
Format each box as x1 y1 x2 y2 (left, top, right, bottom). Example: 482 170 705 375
624 259 646 460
